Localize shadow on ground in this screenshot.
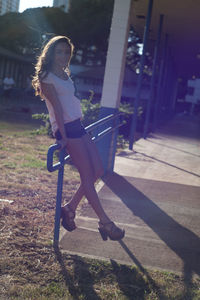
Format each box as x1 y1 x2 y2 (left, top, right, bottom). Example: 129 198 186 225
103 172 200 293
54 245 167 299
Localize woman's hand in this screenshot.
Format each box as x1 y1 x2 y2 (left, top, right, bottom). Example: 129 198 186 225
58 137 68 150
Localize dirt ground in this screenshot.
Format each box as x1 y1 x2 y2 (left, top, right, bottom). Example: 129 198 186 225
0 123 82 297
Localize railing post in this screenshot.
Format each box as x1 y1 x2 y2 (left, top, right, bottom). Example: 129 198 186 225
129 0 154 149
96 108 118 173
153 33 168 131
53 148 66 247
143 14 164 139
107 114 119 172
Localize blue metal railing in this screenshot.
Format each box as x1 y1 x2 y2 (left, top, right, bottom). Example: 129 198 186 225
47 113 124 246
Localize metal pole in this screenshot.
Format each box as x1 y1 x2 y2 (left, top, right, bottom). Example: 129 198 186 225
165 55 173 120
160 46 170 121
152 33 168 131
171 72 178 113
107 114 119 172
53 148 65 247
129 0 154 149
143 14 164 139
168 52 177 118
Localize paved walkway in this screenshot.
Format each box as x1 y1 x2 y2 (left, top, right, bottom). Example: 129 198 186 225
59 114 200 279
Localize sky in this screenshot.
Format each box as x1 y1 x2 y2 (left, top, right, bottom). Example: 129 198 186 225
19 0 53 13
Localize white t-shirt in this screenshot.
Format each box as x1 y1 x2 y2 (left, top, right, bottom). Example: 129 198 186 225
41 72 82 134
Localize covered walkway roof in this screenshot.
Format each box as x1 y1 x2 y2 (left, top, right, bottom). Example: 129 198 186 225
130 0 200 78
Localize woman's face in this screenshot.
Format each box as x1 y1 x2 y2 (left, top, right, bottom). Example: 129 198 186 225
53 42 71 69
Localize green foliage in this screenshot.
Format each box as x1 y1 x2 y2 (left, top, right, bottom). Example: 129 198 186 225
126 26 141 72
118 101 144 137
31 92 101 137
117 134 129 150
119 101 143 117
69 0 114 64
32 113 53 137
31 94 145 142
81 90 100 126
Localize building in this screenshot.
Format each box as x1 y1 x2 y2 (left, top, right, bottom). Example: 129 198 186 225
0 46 32 88
0 0 19 15
71 65 150 103
53 0 70 12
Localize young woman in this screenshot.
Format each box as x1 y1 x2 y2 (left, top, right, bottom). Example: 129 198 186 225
32 35 124 241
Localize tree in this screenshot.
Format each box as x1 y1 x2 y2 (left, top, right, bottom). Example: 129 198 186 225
0 8 70 57
126 26 141 72
0 1 114 62
67 0 114 65
0 1 143 69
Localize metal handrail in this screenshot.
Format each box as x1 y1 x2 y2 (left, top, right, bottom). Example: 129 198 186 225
47 112 125 246
85 112 124 132
47 112 124 172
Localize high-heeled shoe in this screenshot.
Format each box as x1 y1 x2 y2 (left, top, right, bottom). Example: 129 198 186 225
98 221 125 241
61 205 76 232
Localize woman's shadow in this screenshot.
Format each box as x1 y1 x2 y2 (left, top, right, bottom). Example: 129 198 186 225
102 172 200 284
54 245 102 300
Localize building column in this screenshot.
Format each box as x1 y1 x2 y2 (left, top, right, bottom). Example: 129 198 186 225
98 0 132 173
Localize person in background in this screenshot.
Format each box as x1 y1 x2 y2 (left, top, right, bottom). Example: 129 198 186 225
32 35 125 241
3 74 15 98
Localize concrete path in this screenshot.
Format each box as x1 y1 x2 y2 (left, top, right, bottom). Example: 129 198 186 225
59 114 200 279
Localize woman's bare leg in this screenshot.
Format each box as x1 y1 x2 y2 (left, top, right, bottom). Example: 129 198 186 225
67 134 104 211
65 136 110 224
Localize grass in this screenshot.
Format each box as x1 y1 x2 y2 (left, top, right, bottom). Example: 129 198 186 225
21 155 47 169
0 108 199 300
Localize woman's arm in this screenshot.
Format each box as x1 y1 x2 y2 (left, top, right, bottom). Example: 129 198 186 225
40 82 68 149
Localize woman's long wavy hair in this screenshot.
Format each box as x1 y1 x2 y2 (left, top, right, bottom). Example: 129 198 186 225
32 35 74 97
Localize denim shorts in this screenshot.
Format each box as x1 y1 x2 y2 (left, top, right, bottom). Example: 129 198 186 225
55 118 87 140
